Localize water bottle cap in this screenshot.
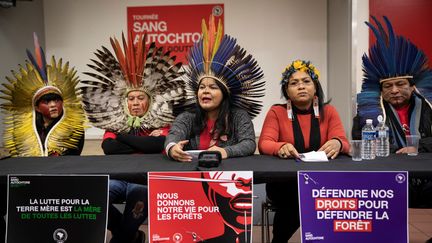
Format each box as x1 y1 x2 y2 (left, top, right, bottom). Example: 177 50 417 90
377 115 383 123
366 119 373 124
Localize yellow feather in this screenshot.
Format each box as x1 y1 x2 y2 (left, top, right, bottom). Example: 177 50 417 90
211 18 223 62
2 58 86 157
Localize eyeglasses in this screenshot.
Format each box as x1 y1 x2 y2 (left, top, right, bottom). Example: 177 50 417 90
287 79 314 87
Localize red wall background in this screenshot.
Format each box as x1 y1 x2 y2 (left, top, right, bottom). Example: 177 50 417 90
369 0 432 67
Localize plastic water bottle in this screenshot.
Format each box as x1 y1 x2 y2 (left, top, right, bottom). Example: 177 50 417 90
361 119 376 160
375 115 390 157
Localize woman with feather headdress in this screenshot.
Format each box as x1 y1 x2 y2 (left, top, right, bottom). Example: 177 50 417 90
165 15 265 163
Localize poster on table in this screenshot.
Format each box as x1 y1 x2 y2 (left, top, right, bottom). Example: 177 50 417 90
148 171 253 243
127 4 224 63
297 171 408 243
6 174 109 243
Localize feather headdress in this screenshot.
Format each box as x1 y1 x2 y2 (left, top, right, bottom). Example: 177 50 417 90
357 16 432 124
81 32 193 133
185 15 265 119
0 33 85 156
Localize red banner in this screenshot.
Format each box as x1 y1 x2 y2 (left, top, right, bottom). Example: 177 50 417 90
148 171 253 243
369 0 432 68
127 4 224 64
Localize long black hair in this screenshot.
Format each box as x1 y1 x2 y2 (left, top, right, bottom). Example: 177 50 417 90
281 77 330 121
193 80 232 139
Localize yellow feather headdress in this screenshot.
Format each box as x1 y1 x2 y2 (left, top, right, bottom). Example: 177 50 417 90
0 33 86 156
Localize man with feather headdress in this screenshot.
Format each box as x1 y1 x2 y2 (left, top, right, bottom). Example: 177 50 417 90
81 32 192 243
352 16 432 211
352 16 432 154
0 33 85 243
1 33 85 157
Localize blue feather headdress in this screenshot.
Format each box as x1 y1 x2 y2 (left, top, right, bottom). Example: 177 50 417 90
357 16 432 125
185 15 265 119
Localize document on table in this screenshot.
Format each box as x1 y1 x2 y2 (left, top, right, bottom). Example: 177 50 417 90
299 151 328 162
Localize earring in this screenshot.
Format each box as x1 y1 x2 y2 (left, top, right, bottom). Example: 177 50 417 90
313 95 319 118
287 99 293 121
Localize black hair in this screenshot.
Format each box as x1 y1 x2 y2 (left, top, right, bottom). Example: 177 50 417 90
193 80 232 139
35 93 63 106
281 77 330 121
379 77 414 91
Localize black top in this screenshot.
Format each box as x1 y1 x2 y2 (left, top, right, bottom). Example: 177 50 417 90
35 112 84 155
0 153 431 185
102 132 165 155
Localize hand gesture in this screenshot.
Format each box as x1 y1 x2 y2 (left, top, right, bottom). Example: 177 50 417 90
169 140 192 162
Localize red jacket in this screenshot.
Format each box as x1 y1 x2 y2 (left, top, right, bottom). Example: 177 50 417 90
259 104 350 156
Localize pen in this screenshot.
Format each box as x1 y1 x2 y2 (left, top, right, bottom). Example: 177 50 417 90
295 154 305 163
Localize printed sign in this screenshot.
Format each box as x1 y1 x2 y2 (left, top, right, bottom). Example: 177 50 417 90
6 175 109 243
298 171 408 243
148 171 253 243
127 4 224 63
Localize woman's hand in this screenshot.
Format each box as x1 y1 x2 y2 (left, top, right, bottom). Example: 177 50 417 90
277 143 300 159
319 139 342 159
169 140 192 162
207 146 228 159
149 129 163 137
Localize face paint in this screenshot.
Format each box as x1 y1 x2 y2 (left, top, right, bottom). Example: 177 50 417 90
381 78 414 108
36 99 63 120
127 90 150 117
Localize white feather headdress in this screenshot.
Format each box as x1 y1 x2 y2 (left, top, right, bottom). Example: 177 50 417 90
81 32 194 133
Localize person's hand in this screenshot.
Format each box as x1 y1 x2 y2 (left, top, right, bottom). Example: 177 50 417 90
277 143 300 159
207 146 228 159
169 140 192 162
319 139 342 159
149 129 163 137
396 146 416 154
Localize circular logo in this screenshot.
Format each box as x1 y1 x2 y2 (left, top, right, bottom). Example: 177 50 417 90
212 6 223 16
395 173 406 183
53 228 68 243
173 232 183 242
303 173 310 184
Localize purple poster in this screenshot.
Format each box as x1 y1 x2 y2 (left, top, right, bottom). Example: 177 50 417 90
297 171 408 243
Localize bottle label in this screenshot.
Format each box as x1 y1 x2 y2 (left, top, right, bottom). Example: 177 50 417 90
362 131 376 140
378 130 388 138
